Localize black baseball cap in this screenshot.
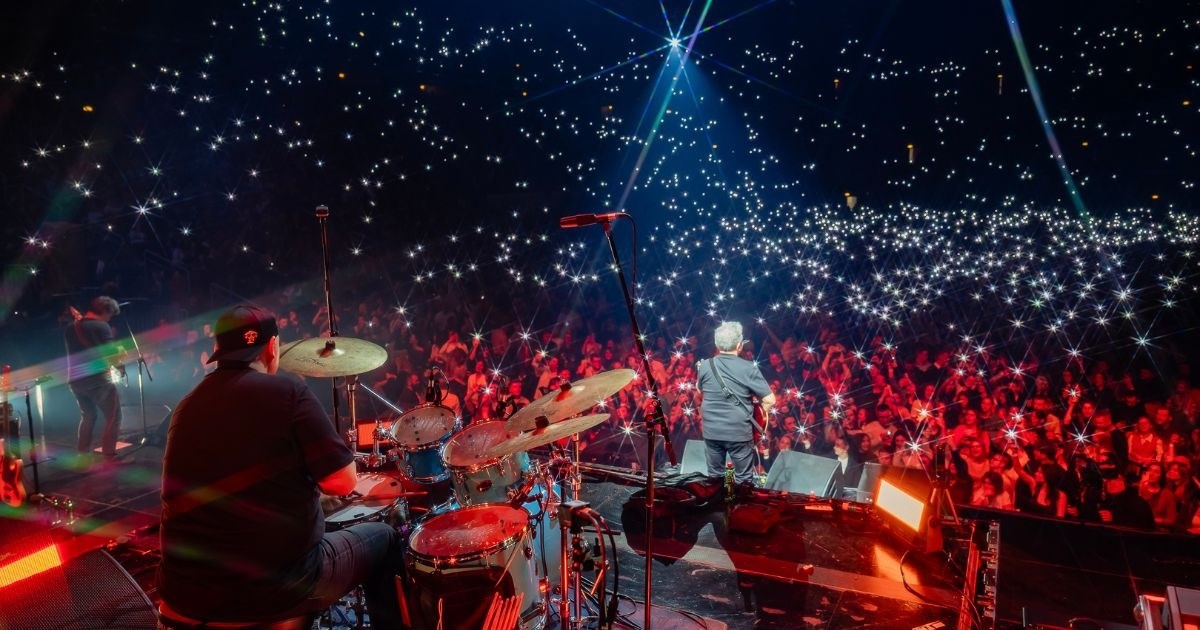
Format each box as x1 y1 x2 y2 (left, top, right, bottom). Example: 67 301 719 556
207 305 279 364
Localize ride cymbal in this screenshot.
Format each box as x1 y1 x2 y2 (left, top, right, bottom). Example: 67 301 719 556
484 413 610 459
505 368 635 432
278 336 388 377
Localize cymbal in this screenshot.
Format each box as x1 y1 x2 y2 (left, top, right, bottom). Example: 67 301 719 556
278 336 388 378
483 413 610 459
505 368 636 432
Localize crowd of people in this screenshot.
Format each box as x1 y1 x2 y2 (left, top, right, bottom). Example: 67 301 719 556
135 275 1200 536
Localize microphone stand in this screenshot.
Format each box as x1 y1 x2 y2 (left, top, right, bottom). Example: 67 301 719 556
596 214 678 630
23 384 42 497
315 205 343 435
122 319 153 452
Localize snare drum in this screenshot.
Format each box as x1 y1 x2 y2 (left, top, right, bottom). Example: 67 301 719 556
390 404 457 482
405 504 545 629
442 421 529 506
324 472 410 531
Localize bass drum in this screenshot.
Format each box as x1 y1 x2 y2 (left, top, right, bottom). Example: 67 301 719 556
405 505 545 630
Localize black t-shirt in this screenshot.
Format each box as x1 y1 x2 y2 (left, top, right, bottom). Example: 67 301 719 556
696 354 772 442
63 317 116 387
159 364 353 619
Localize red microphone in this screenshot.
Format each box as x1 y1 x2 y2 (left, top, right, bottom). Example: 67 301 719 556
558 212 625 229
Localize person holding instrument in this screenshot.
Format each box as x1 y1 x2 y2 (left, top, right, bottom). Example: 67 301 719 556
696 321 776 484
63 295 126 465
158 305 405 627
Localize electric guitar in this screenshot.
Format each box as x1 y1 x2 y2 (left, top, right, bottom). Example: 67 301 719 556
68 306 127 383
751 400 768 443
0 365 26 507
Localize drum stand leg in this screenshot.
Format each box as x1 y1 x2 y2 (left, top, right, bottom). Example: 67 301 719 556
557 499 590 630
559 504 570 630
354 585 367 629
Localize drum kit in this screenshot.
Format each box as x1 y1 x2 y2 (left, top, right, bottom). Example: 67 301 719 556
278 338 634 629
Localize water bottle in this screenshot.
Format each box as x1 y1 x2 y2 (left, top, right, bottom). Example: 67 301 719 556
724 463 735 502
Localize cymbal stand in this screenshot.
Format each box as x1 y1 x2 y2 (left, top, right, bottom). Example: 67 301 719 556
353 383 405 468
315 205 343 435
345 375 360 450
22 385 41 497
358 383 405 416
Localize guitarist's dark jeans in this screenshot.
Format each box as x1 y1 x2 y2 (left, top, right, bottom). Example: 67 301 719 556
705 439 756 484
70 381 122 457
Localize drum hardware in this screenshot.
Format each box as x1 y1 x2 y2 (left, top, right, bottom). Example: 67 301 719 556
352 382 406 457
40 494 77 527
556 499 609 630
505 370 635 433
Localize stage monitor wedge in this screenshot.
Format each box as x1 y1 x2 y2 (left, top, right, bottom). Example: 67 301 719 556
764 451 839 496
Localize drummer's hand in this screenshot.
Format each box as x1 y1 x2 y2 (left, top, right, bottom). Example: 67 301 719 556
320 493 349 515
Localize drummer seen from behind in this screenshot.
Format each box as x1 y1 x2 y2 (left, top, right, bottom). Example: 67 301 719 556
158 305 407 627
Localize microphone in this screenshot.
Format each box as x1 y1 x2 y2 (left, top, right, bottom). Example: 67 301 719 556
558 212 625 229
425 369 436 403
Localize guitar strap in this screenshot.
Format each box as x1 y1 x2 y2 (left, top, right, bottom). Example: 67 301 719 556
71 318 92 348
705 358 766 475
706 358 753 423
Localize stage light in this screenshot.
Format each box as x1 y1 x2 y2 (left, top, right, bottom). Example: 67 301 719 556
0 544 61 589
669 38 681 49
874 468 946 554
877 478 924 532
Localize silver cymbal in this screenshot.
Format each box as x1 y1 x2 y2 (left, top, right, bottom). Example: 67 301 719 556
278 336 388 378
505 368 635 432
484 413 610 459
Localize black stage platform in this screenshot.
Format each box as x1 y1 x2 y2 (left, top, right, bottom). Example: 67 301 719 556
2 435 1199 629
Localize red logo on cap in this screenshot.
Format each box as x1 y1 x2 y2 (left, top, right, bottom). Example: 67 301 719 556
244 330 259 345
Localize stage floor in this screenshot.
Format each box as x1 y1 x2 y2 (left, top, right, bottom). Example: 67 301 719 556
577 477 961 630
2 431 1195 628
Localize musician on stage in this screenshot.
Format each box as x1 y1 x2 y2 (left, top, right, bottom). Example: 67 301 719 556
158 305 406 627
63 295 126 464
696 321 776 484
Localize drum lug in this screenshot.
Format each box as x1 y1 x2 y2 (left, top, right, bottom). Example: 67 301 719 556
524 546 533 560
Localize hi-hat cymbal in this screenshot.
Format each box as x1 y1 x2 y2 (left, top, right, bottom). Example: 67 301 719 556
278 336 388 378
505 368 636 432
483 413 610 459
